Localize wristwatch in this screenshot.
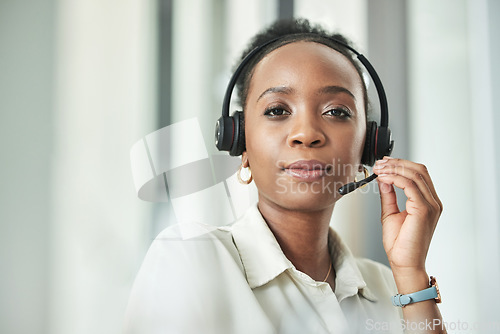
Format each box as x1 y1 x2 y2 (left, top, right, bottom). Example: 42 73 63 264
392 276 442 307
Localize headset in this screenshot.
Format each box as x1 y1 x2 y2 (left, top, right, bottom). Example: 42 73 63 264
215 34 394 194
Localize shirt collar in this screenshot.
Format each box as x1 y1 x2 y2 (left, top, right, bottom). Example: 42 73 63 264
230 204 377 302
329 228 378 302
231 204 293 289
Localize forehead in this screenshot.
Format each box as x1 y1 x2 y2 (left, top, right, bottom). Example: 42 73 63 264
248 41 364 98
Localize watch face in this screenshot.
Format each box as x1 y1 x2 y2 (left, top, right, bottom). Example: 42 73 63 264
430 276 442 303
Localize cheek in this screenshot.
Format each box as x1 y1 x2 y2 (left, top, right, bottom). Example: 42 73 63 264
353 123 367 157
244 116 279 166
334 122 366 177
334 118 366 152
243 116 285 192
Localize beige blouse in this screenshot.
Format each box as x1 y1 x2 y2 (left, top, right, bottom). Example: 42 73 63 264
124 204 403 333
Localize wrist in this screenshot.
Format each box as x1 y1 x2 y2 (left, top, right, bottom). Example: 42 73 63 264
392 275 442 308
392 268 429 294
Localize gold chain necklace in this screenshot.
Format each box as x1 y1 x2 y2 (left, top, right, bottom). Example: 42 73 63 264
322 264 332 282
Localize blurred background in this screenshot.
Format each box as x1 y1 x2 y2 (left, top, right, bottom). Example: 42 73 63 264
1 0 499 333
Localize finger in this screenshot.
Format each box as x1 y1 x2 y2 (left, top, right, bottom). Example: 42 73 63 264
383 157 442 211
375 173 429 217
376 178 400 221
376 178 406 253
374 164 439 213
377 171 441 240
374 158 442 212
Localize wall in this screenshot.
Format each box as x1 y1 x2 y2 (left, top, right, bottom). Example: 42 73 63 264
0 0 54 333
408 0 500 326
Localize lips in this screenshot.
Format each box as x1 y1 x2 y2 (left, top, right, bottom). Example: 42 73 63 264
283 160 330 181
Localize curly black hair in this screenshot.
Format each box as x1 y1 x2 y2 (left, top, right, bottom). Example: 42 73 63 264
233 18 370 117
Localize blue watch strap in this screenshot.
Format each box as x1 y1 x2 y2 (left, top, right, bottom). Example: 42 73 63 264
392 286 438 307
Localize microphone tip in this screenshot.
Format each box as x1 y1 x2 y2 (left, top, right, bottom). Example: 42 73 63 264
337 173 378 196
337 183 356 196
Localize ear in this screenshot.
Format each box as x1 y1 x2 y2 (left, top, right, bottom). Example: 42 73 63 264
241 151 250 168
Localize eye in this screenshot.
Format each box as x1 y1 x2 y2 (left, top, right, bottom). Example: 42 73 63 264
264 106 291 117
323 107 352 119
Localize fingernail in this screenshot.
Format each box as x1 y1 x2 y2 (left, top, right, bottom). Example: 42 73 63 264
376 159 388 164
373 164 386 170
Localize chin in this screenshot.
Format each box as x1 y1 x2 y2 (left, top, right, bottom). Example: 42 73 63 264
260 185 341 213
254 173 350 212
281 193 338 212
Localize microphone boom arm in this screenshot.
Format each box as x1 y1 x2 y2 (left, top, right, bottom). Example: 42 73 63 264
337 173 378 196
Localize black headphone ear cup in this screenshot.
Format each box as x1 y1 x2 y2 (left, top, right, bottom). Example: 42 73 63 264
215 115 235 152
362 121 377 166
229 111 245 156
375 127 394 160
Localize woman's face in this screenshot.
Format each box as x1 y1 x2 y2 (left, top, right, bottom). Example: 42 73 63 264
243 41 366 212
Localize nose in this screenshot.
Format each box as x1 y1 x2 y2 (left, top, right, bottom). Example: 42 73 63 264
287 112 326 148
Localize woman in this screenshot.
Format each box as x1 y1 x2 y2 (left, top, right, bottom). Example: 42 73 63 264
125 19 445 333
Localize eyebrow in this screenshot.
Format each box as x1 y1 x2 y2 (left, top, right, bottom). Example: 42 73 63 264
317 85 356 100
257 86 295 102
256 85 356 102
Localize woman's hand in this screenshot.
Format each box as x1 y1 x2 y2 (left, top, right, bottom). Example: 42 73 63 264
373 157 443 277
373 159 447 333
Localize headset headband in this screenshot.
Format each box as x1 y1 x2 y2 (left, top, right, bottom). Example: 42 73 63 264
221 34 389 128
216 32 394 164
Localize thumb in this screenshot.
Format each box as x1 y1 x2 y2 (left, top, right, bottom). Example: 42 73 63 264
377 178 399 221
